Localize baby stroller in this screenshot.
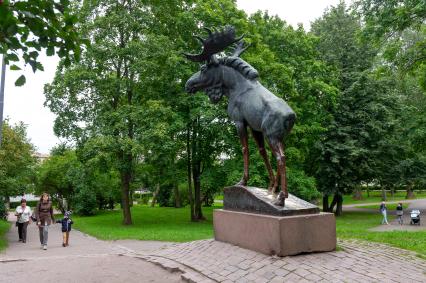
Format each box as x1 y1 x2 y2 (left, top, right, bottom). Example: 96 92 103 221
410 210 420 225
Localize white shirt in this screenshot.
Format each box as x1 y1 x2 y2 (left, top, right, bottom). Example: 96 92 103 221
15 206 32 223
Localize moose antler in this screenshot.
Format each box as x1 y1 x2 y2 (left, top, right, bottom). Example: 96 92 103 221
231 41 250 57
184 25 245 62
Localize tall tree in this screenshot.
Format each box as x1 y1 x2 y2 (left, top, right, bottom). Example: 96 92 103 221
0 121 35 204
45 0 177 224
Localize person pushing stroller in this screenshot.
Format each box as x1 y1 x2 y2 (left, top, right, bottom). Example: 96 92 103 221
56 211 73 247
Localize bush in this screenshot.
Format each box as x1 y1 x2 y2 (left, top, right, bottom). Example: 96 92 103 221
74 187 97 215
287 168 321 202
0 201 7 220
157 185 173 207
136 193 152 205
172 185 189 207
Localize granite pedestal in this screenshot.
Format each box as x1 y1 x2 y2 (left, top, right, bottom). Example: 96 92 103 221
214 186 336 256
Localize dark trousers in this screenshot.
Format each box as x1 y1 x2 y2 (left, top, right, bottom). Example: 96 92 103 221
17 222 29 241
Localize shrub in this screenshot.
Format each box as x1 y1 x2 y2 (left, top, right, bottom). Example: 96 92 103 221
136 193 151 205
287 168 321 202
157 185 173 207
0 201 7 220
74 187 97 215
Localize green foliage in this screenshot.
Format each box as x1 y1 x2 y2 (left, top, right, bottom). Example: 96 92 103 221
0 200 7 220
157 185 173 207
36 147 120 213
74 186 97 216
135 194 151 205
287 168 320 202
355 0 426 90
0 121 36 200
0 0 85 85
316 74 402 197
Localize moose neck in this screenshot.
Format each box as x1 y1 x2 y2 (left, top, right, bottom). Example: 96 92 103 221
220 66 255 98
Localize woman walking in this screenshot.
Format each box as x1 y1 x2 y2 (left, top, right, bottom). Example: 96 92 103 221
36 193 55 250
396 202 404 225
380 201 389 225
14 199 32 243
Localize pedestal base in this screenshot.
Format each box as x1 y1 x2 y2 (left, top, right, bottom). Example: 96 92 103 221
213 209 336 256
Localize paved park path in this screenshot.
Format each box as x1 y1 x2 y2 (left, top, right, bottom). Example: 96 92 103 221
0 215 183 283
342 198 426 231
2 214 426 283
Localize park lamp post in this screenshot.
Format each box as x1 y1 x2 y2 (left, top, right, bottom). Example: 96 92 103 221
0 55 5 148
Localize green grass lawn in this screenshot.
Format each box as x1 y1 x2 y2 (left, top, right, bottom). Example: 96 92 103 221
73 205 218 242
336 211 426 257
0 220 10 252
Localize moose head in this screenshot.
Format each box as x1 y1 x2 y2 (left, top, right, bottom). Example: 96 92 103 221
184 26 253 103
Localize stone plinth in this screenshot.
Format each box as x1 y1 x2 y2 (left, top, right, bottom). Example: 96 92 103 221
224 186 320 216
213 209 336 256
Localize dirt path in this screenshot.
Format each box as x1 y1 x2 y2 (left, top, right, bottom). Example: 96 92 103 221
0 215 183 283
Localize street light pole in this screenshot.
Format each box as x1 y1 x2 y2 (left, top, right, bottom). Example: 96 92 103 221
0 55 6 148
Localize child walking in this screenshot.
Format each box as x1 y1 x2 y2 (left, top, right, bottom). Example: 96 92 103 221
56 211 73 247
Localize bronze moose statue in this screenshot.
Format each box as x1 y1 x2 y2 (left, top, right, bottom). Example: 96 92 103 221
184 26 295 206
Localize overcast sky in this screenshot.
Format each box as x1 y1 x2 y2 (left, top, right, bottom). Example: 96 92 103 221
2 0 346 154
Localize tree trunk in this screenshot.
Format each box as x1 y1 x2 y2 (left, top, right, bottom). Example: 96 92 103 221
120 167 132 225
335 193 343 216
406 184 415 199
329 194 337 213
5 196 10 210
151 183 160 207
191 119 204 221
129 189 133 207
322 194 329 212
192 165 204 221
353 188 362 200
381 187 387 201
173 182 181 208
390 187 395 197
186 125 194 221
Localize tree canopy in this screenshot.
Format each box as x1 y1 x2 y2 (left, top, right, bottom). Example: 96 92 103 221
0 0 84 85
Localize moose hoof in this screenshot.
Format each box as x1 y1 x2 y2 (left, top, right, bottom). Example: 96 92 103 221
273 192 286 207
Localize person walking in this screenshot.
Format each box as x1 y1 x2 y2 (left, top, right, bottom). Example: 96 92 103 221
380 201 389 225
35 193 55 250
56 211 73 247
14 199 32 243
396 202 404 225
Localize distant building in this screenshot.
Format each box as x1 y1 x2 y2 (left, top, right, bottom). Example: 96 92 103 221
33 152 50 163
10 193 39 203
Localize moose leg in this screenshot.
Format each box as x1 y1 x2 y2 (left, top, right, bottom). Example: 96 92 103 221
269 140 288 206
251 129 275 193
236 122 249 186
